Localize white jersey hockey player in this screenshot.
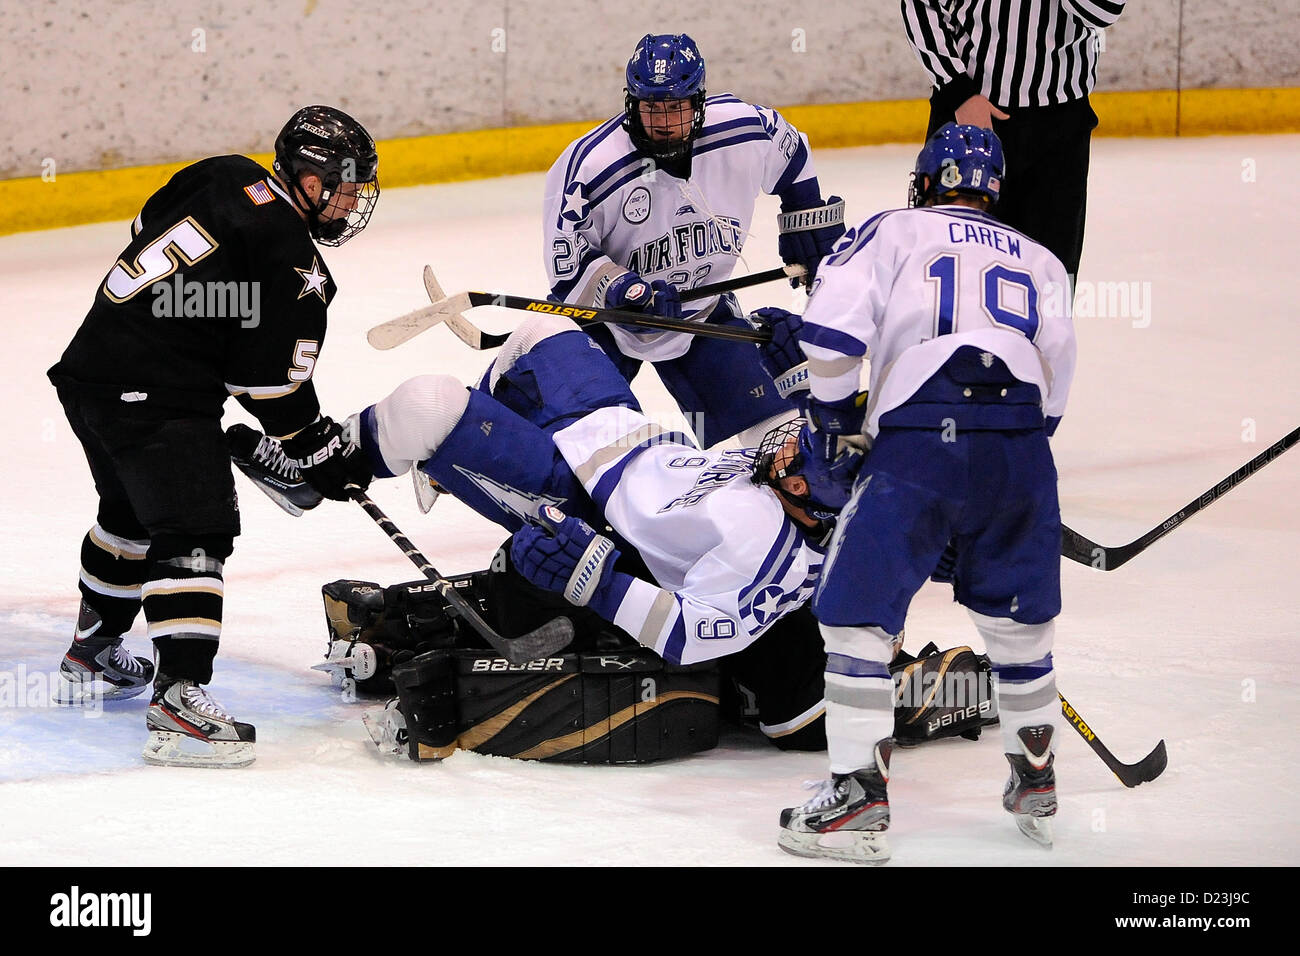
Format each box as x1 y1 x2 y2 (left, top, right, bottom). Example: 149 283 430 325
775 123 1077 863
542 33 846 448
349 313 834 666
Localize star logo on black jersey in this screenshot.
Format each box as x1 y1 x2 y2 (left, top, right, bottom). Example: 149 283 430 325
295 257 329 302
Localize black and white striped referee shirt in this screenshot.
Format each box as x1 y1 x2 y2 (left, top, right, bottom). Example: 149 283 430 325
901 0 1126 109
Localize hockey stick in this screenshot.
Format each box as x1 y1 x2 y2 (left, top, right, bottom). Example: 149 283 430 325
346 486 574 664
1059 692 1167 787
1060 425 1299 570
366 264 781 351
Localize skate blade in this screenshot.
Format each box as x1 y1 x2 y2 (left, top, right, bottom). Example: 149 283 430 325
778 828 891 865
1014 814 1054 848
142 731 255 769
361 706 408 759
53 673 148 705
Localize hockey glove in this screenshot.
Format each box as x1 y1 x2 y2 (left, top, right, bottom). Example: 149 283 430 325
751 307 808 399
280 415 373 501
511 507 622 614
605 272 682 319
798 393 869 511
226 423 323 515
796 423 863 512
777 195 845 286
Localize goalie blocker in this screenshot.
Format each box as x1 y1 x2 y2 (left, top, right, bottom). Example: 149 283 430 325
319 546 998 763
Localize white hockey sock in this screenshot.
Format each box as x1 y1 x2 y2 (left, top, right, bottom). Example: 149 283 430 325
968 609 1059 753
822 624 897 774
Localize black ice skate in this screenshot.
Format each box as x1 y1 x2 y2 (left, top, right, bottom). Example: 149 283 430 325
54 602 154 703
778 740 892 864
143 676 256 768
1004 724 1057 847
226 423 323 516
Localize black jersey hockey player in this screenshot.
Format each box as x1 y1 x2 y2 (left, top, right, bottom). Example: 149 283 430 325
47 105 379 768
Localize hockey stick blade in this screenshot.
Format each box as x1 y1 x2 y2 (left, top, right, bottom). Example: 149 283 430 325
347 487 574 664
1059 693 1167 788
364 267 479 350
1060 425 1299 570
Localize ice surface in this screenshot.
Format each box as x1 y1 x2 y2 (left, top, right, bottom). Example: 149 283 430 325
2 136 1296 867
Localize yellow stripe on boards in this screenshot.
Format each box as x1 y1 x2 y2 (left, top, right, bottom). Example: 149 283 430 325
3 88 1298 237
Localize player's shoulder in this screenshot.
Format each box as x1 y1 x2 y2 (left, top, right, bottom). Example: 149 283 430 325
700 94 774 135
553 114 637 182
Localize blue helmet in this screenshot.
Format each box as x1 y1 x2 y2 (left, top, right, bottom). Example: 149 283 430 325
909 122 1006 207
623 34 707 164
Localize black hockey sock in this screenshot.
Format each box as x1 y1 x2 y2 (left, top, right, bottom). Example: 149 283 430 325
143 553 225 684
75 524 149 639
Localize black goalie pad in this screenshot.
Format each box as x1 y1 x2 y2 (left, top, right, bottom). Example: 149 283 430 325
890 642 999 745
390 646 720 764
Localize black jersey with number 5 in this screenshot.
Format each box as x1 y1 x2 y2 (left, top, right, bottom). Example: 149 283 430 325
50 155 335 437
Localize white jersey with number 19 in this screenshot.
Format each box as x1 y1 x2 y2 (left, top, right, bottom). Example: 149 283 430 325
799 205 1077 436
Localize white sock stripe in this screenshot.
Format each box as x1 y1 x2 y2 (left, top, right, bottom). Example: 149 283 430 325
146 620 222 639
141 576 225 597
79 571 143 599
89 525 149 558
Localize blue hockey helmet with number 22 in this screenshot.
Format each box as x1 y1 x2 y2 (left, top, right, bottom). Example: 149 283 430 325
910 122 1006 208
624 34 707 163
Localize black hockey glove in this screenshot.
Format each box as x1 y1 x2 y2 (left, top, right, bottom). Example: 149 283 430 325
280 415 373 501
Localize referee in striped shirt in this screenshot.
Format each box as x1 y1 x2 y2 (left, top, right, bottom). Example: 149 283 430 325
901 0 1126 283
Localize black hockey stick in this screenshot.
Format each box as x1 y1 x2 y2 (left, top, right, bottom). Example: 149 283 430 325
1059 692 1167 787
346 486 574 664
366 265 781 351
1060 425 1299 570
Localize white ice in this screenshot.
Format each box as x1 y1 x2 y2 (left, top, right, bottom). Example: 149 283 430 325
1 136 1296 867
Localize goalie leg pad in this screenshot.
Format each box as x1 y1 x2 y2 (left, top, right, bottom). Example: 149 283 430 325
387 648 721 764
891 642 998 745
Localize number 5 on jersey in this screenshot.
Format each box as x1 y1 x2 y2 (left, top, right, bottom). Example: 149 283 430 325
102 217 219 302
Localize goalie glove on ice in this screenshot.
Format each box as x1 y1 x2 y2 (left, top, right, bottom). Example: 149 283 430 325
511 507 626 618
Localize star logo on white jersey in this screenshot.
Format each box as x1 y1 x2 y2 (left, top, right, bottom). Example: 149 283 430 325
452 465 566 523
295 257 329 302
561 180 590 224
750 585 785 626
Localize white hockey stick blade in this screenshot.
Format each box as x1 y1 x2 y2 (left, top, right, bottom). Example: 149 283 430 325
421 265 484 349
365 303 444 350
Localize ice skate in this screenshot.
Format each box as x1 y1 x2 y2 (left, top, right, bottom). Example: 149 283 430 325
54 604 154 703
778 740 892 864
1004 725 1056 847
143 677 256 768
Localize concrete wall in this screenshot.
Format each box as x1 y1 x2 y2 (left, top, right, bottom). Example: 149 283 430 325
3 0 1298 179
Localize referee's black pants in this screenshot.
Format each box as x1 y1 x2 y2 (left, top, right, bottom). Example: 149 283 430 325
928 95 1098 282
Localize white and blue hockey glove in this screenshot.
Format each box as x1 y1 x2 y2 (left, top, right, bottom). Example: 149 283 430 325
511 507 623 614
777 195 845 286
605 272 682 319
751 307 809 399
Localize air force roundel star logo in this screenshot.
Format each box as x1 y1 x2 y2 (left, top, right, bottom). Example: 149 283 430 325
623 186 651 224
561 180 590 224
750 585 785 626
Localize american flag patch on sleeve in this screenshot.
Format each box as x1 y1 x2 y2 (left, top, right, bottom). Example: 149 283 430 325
244 180 276 205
